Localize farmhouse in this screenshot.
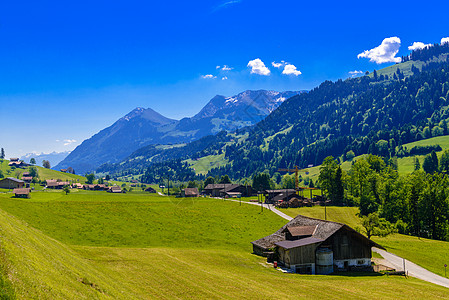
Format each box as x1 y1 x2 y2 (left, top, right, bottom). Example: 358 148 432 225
182 187 199 197
8 158 29 168
251 215 383 274
145 187 156 193
203 184 254 197
46 181 69 189
13 188 31 198
108 186 122 193
0 177 25 189
264 189 297 204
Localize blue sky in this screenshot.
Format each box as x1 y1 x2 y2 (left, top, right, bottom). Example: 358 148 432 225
1 0 449 158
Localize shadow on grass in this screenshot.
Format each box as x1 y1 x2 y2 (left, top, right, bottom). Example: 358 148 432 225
330 271 384 277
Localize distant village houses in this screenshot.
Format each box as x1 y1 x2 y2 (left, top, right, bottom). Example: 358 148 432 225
203 184 255 198
8 158 30 168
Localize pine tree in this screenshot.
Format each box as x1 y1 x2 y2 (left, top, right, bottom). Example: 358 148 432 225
414 157 421 171
0 148 4 159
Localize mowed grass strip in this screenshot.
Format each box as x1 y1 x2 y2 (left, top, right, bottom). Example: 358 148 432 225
0 192 287 250
75 246 449 299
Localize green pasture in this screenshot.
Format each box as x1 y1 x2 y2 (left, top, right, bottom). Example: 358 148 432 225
0 193 447 298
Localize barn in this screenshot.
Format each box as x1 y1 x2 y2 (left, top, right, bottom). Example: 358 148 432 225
13 188 31 198
251 215 383 274
0 177 25 189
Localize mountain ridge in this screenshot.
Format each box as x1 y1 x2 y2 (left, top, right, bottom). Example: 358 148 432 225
56 90 303 173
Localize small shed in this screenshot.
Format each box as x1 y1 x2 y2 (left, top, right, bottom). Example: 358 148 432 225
13 188 31 198
145 187 156 193
108 186 122 193
182 188 199 197
0 177 25 189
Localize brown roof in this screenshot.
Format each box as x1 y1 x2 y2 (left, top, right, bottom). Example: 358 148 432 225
21 177 33 181
275 237 324 249
46 180 57 184
47 181 59 187
184 188 199 196
251 214 384 250
13 188 31 195
22 172 30 176
283 225 317 237
109 186 122 192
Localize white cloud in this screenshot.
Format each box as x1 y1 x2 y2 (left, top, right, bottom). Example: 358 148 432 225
442 37 449 45
201 74 217 79
63 139 77 146
272 61 283 68
222 76 228 80
349 70 364 77
408 42 431 51
221 65 233 71
216 65 221 69
282 63 302 76
357 37 402 64
247 58 270 75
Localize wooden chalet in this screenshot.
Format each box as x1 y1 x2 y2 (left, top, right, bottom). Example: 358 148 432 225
264 189 297 204
108 186 122 193
251 215 383 275
203 184 254 197
13 188 31 198
8 158 29 168
0 177 25 189
46 181 69 189
72 183 84 189
182 187 199 197
21 176 33 183
145 187 156 193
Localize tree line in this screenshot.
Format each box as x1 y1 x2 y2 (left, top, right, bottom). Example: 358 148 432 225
319 153 449 241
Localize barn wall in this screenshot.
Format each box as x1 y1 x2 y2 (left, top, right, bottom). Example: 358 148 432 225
326 228 371 261
279 243 318 267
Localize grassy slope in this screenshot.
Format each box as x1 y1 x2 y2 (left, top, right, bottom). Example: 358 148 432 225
282 205 449 278
0 193 447 298
0 207 128 299
0 159 85 183
185 153 228 175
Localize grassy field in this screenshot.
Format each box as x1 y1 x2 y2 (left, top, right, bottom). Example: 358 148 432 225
185 153 229 175
0 193 447 298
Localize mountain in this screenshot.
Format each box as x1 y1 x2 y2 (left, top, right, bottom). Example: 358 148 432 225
56 90 303 174
20 151 70 168
113 42 449 183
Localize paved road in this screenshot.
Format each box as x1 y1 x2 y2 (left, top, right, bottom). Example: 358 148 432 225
373 247 449 288
225 199 293 221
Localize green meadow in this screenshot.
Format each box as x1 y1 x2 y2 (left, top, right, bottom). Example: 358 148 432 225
0 192 447 298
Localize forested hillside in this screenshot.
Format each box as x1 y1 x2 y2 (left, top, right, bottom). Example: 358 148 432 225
105 43 449 183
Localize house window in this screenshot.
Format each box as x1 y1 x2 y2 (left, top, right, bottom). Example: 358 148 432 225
357 260 365 265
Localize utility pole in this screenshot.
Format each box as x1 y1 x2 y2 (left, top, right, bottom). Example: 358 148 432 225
167 175 170 196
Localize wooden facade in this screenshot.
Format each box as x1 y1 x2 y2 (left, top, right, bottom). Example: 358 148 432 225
0 177 25 189
252 214 382 274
